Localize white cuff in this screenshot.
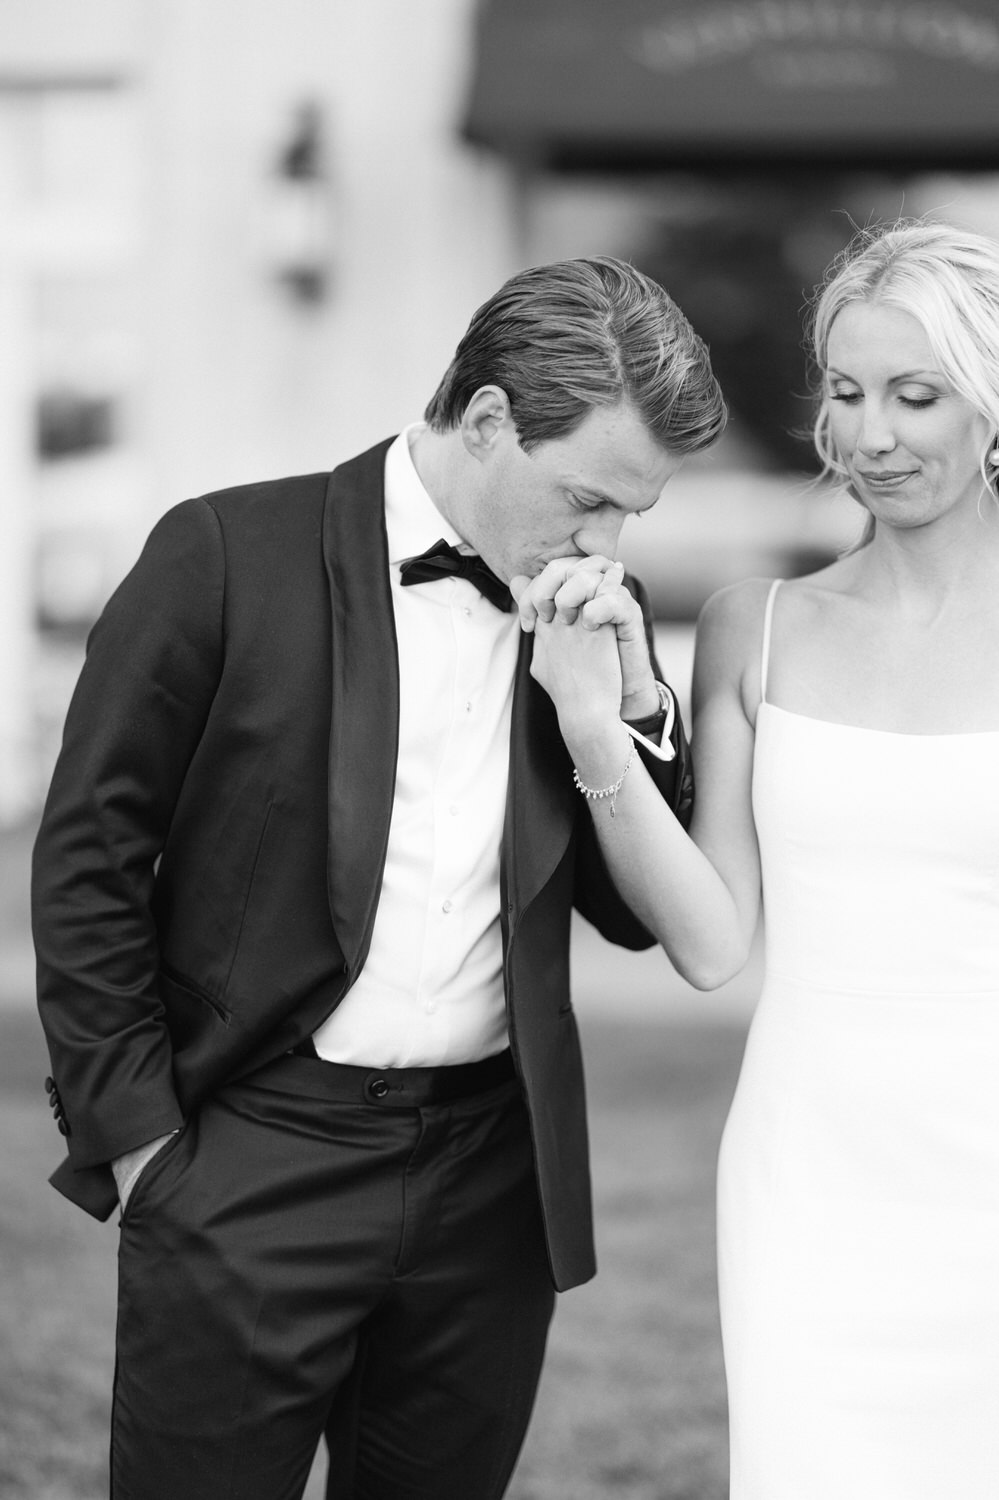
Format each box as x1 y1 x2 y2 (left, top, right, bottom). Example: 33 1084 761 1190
624 682 676 762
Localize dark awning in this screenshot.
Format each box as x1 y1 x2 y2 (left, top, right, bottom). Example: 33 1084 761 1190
462 0 999 171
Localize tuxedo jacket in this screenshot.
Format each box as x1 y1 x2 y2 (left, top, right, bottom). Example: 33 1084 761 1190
32 437 692 1291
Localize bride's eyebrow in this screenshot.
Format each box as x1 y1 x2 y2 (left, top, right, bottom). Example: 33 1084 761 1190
826 365 943 382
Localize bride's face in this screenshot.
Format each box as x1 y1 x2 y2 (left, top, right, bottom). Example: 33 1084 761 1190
825 300 991 532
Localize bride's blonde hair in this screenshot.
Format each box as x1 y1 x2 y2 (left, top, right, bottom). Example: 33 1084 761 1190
807 219 999 545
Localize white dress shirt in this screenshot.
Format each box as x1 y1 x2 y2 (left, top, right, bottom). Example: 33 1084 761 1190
312 426 520 1067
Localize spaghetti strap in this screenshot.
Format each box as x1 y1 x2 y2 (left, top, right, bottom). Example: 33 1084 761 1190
759 579 782 706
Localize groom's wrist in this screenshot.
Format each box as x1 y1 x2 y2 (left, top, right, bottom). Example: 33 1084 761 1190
621 676 666 726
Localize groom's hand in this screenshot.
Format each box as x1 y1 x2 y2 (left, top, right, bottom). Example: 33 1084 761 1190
511 558 659 721
112 1130 179 1213
510 555 615 629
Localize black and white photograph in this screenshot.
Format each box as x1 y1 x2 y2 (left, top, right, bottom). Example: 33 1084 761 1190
3 3 999 1497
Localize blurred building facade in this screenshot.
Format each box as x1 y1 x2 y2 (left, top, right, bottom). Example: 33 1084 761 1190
0 0 521 820
3 0 999 822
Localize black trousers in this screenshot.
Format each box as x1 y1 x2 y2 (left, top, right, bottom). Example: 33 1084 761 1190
111 1052 555 1500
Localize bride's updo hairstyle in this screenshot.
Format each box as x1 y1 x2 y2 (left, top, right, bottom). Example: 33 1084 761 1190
808 219 999 541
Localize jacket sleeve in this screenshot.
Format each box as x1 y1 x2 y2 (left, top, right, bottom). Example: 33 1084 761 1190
572 571 694 950
32 497 225 1169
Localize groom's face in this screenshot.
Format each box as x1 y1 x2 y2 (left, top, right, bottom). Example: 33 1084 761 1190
470 398 682 584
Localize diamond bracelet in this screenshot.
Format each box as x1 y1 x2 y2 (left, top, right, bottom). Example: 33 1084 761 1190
571 741 637 819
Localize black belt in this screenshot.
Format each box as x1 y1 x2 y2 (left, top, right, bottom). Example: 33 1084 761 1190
287 1042 516 1107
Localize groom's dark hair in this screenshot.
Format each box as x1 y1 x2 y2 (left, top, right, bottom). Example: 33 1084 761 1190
424 255 726 456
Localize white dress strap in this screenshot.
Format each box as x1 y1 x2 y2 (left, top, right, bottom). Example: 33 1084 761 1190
759 579 782 706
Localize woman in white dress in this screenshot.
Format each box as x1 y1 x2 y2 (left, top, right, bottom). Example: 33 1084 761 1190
517 220 999 1498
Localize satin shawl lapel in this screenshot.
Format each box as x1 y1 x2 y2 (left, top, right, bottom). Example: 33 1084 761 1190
502 631 576 918
323 439 399 979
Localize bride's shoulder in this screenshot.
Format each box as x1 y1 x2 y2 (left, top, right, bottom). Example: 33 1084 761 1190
691 578 777 702
700 560 854 637
696 577 775 647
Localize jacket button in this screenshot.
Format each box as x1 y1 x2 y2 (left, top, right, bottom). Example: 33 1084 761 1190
368 1077 390 1100
57 1118 71 1136
44 1077 56 1095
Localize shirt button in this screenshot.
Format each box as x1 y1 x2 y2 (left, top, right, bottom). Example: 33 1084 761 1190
442 899 453 914
463 606 472 617
424 999 437 1014
465 701 473 713
449 804 459 816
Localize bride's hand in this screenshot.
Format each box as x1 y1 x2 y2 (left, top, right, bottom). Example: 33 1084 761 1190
529 609 624 746
512 561 659 722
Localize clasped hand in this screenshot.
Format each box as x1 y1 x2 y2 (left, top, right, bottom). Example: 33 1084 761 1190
509 556 658 733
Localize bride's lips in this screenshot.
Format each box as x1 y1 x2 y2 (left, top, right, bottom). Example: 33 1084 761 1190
857 469 918 489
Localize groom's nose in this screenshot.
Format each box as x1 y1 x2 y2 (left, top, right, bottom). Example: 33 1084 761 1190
574 509 625 559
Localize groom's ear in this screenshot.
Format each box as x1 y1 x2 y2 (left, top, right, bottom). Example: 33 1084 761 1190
461 386 515 461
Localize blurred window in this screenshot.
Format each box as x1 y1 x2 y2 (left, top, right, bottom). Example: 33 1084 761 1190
0 80 142 633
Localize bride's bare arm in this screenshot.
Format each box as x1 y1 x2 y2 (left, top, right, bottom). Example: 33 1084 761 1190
529 581 764 990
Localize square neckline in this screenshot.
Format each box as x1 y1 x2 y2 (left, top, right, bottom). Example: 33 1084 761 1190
757 699 999 740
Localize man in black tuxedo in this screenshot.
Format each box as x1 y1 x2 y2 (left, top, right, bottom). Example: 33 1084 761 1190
32 255 725 1500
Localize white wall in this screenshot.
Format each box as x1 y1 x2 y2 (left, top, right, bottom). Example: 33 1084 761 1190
139 0 520 513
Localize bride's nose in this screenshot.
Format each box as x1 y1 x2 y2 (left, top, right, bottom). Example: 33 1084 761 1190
857 401 897 457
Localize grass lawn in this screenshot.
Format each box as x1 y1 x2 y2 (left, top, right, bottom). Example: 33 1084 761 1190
0 1007 743 1500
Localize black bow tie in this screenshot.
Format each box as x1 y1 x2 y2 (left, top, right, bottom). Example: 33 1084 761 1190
398 539 512 612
